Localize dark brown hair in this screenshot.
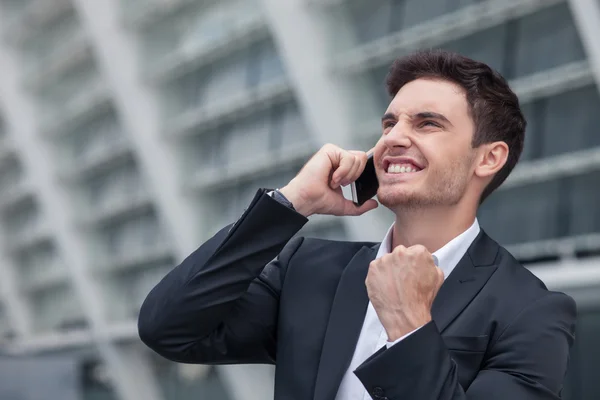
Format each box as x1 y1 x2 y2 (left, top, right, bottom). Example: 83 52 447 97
386 49 526 203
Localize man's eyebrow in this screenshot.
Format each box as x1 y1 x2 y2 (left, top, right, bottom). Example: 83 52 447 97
411 111 452 125
381 111 452 126
381 113 396 123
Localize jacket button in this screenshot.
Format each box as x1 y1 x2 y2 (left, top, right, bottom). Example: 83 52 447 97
372 387 385 398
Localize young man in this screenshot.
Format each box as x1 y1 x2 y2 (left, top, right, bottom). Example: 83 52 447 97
138 50 576 399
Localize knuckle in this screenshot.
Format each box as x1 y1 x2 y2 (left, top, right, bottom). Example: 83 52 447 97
393 244 406 253
322 143 337 153
412 244 428 253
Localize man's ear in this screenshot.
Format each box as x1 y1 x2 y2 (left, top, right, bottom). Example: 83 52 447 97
474 141 509 179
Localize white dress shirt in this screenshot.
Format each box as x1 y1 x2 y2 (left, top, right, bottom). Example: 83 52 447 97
334 219 481 400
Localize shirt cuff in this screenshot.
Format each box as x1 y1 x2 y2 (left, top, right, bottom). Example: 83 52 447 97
386 325 423 348
267 189 295 211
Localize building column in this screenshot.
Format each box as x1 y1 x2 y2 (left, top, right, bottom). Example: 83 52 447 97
258 0 393 241
0 9 163 400
72 1 276 399
568 0 600 94
0 244 32 338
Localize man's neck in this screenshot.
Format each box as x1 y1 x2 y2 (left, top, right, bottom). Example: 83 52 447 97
391 205 477 254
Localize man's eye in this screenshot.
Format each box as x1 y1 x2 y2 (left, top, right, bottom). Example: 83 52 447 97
383 121 395 129
419 120 440 128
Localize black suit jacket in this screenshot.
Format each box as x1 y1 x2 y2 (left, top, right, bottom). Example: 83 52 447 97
138 189 576 400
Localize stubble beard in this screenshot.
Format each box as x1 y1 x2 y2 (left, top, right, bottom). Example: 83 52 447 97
377 154 474 211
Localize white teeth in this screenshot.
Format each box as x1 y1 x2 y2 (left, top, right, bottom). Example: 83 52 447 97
388 164 420 174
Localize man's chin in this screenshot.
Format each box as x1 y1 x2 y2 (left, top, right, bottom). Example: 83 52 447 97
377 189 422 209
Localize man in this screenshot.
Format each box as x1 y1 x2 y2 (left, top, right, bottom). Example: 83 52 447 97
138 50 576 399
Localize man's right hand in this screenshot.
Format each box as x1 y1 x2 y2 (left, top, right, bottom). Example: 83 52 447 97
279 144 379 217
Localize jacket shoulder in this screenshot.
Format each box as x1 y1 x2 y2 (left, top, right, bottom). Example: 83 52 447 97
484 237 576 323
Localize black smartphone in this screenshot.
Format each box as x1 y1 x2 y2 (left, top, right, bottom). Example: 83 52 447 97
350 153 379 206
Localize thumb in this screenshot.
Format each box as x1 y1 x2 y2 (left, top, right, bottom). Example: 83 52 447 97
341 198 378 216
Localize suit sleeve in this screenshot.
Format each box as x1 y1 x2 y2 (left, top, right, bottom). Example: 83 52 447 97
137 189 308 364
354 292 577 399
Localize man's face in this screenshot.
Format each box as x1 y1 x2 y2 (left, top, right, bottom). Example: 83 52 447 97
373 78 478 211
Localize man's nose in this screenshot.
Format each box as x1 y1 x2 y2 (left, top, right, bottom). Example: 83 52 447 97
383 123 412 149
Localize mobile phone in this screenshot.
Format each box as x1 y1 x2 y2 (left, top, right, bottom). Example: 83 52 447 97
350 153 379 206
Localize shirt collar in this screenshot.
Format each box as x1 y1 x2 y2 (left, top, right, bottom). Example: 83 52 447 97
376 219 481 279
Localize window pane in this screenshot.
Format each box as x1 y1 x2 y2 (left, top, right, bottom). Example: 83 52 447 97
247 40 286 87
441 24 508 76
184 131 223 173
370 65 391 109
401 0 455 30
478 181 563 245
222 114 271 166
541 86 600 157
575 310 600 399
271 102 312 151
445 0 483 9
510 3 585 78
520 102 541 161
567 171 600 236
347 0 393 44
200 54 249 103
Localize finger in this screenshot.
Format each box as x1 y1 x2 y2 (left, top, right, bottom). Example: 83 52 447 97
345 151 367 184
436 267 445 285
340 198 378 216
331 151 360 188
405 244 429 255
343 151 368 185
342 157 364 187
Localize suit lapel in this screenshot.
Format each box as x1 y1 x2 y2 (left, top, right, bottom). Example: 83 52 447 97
313 245 377 400
432 231 499 333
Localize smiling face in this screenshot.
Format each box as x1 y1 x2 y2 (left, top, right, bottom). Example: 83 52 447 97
374 78 479 211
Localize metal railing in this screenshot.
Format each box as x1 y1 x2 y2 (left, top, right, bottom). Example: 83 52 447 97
3 0 73 45
167 78 294 137
187 142 316 191
331 0 564 74
147 13 269 84
43 82 112 136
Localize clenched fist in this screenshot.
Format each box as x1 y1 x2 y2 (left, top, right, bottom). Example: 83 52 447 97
366 244 444 341
279 144 379 217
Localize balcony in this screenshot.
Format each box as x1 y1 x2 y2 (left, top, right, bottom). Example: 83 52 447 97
22 267 69 293
121 0 198 28
502 147 600 190
0 181 33 211
79 190 154 228
147 14 269 84
2 0 73 45
5 223 51 253
331 0 562 74
60 140 133 182
43 81 112 137
9 328 93 354
187 142 316 192
25 32 93 91
0 135 16 164
509 61 594 103
93 242 172 273
305 0 345 5
168 78 294 137
508 234 600 264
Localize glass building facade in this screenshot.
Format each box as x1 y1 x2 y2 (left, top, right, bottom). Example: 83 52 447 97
0 0 598 399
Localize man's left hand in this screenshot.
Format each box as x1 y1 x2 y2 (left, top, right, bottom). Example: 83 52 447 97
366 245 444 342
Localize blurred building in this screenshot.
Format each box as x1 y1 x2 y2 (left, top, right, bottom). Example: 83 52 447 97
0 0 597 399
